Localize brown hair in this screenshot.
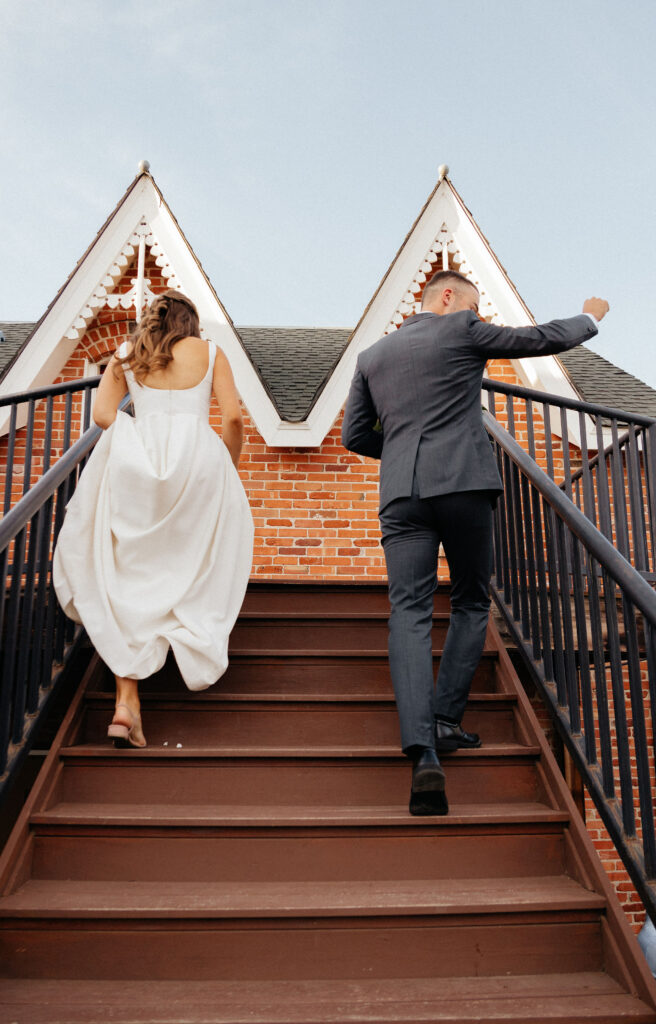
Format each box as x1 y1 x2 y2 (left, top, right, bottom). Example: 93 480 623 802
116 290 201 382
421 269 478 307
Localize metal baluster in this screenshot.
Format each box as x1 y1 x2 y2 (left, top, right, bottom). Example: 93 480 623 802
83 385 93 432
602 571 635 836
513 464 530 638
621 593 656 875
531 487 553 679
526 400 536 462
570 536 594 760
3 403 18 514
586 552 614 796
560 407 572 498
0 527 26 772
43 396 54 474
644 425 656 575
595 418 614 543
578 410 596 527
491 442 503 585
543 404 555 480
50 484 69 665
29 494 54 711
506 395 515 439
498 455 511 604
12 509 41 741
626 425 649 572
521 474 540 656
503 454 521 620
22 399 36 497
544 505 566 705
555 516 580 732
609 419 631 561
63 391 73 454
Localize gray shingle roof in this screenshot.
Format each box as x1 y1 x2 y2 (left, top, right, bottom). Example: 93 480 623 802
0 323 36 379
235 326 352 422
558 345 656 420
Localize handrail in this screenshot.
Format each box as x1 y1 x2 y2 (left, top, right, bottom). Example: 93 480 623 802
482 377 656 427
483 378 656 582
1 376 102 516
484 408 656 920
0 376 101 408
0 423 102 550
0 397 129 793
484 411 656 618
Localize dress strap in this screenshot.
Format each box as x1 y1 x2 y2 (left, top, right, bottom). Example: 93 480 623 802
206 339 217 381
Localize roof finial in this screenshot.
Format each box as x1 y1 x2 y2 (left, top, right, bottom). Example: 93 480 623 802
138 159 151 174
438 164 449 181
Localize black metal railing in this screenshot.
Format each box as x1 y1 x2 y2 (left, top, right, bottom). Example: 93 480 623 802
485 409 656 920
0 377 101 515
483 380 656 582
0 396 129 793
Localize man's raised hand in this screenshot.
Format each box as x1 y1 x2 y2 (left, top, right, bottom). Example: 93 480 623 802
583 297 610 322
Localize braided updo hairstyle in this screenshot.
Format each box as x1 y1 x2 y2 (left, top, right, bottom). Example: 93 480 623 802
115 290 201 383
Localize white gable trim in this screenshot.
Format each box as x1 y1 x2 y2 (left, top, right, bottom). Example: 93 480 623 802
282 175 583 448
0 175 283 443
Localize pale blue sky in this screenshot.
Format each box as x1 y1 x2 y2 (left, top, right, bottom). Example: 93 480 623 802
1 0 655 386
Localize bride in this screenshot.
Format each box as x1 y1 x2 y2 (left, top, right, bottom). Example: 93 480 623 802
54 290 254 748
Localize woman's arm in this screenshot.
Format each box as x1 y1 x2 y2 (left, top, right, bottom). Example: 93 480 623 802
212 347 244 468
92 356 128 429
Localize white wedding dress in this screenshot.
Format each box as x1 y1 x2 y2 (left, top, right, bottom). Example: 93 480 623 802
53 340 254 690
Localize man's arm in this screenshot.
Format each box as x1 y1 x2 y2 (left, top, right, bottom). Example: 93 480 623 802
470 299 608 359
341 361 384 459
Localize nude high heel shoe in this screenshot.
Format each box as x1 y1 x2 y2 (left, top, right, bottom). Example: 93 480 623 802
108 703 147 748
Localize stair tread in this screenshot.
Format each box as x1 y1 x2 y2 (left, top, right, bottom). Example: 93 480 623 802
62 743 539 759
0 875 605 918
32 800 567 828
85 691 516 706
228 647 498 657
0 974 653 1023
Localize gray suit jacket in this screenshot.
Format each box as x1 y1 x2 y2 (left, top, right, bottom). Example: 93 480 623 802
341 310 598 512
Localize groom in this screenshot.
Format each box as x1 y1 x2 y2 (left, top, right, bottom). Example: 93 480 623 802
341 269 608 815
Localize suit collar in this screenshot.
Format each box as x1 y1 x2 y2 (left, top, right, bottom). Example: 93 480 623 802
400 312 438 327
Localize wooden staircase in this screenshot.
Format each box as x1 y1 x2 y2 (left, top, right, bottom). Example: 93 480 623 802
1 582 655 1022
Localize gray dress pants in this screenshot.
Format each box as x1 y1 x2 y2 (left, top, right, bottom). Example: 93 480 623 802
380 487 494 754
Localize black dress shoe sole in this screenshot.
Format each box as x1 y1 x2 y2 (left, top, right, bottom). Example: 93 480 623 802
435 736 482 753
409 790 449 816
411 762 446 792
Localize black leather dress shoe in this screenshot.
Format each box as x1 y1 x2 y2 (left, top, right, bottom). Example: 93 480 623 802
409 748 448 816
434 719 482 753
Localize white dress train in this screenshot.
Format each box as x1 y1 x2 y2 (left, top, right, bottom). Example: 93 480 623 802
53 340 254 690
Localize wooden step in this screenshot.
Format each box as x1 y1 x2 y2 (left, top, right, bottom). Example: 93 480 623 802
27 812 570 882
228 613 454 652
32 800 570 831
0 911 607 981
0 973 654 1023
107 654 499 697
78 697 518 748
240 583 452 616
0 875 605 918
53 747 545 808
